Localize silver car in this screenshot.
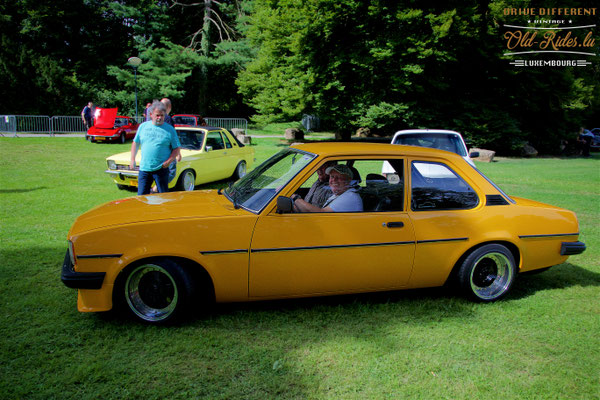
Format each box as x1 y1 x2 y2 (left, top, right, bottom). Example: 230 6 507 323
382 129 477 178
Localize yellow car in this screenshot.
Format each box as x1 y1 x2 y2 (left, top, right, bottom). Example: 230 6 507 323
105 126 254 191
62 143 586 324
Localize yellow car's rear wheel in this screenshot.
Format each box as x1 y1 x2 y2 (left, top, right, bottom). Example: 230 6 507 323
458 244 516 302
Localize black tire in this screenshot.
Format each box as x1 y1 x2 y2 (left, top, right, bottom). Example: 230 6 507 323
116 184 128 190
457 244 516 302
176 169 196 191
120 132 126 144
121 258 195 324
233 161 247 180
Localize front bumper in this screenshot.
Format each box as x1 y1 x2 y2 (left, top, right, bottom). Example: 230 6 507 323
105 169 139 177
560 241 586 256
61 250 105 289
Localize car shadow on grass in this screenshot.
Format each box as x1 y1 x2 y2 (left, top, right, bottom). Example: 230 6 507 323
508 262 600 300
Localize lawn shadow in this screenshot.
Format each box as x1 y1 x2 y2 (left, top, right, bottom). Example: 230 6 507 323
0 186 48 194
508 262 600 300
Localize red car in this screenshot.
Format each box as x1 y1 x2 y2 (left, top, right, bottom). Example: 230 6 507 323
86 108 138 143
172 114 206 127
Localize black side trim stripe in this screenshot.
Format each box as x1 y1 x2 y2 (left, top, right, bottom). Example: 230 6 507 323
77 254 123 259
252 241 415 254
519 233 579 239
417 237 469 244
200 249 248 255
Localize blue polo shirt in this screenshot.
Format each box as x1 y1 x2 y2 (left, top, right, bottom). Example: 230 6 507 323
133 122 181 172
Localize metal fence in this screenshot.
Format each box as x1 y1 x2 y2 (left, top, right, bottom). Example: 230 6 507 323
0 115 248 136
51 116 87 134
205 118 248 135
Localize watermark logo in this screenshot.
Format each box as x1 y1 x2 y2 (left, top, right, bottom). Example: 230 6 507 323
502 7 597 67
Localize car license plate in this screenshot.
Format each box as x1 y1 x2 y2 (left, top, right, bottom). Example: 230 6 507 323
129 180 138 187
96 137 105 141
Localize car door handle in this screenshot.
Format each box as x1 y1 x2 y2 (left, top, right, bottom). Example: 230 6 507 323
385 222 404 228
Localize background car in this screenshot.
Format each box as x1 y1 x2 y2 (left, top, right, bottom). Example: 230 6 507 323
86 107 138 143
382 129 477 177
172 114 206 127
105 126 254 191
63 142 585 324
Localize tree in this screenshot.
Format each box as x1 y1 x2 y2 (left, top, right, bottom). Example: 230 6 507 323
237 0 598 153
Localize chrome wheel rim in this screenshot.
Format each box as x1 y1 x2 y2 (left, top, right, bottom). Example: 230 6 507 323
469 252 513 300
183 171 195 191
125 264 178 322
237 162 246 178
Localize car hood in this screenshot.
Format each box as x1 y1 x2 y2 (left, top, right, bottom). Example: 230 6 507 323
107 149 202 164
107 151 139 163
69 191 242 236
94 108 118 129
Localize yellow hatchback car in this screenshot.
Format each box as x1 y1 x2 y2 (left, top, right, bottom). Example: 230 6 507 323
62 143 586 324
105 126 254 191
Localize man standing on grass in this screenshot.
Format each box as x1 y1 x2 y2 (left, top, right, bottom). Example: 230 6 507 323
130 100 181 195
81 102 94 130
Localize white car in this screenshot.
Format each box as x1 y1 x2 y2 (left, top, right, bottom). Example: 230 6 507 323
382 129 477 178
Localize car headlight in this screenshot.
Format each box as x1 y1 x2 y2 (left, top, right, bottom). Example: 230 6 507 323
68 240 76 265
107 160 116 170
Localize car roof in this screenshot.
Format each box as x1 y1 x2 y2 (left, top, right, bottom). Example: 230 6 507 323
393 129 462 136
291 141 466 161
175 126 223 132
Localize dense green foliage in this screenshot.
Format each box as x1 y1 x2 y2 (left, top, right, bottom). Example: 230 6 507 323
0 137 598 398
1 0 598 153
0 0 250 117
238 0 599 152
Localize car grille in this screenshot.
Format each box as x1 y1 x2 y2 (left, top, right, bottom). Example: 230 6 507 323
116 165 139 171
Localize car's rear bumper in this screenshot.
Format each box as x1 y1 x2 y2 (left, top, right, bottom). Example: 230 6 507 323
61 250 105 289
560 241 586 255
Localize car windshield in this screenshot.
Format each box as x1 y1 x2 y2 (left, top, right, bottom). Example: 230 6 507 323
173 116 196 126
114 118 127 127
393 133 467 157
176 130 205 151
225 149 316 213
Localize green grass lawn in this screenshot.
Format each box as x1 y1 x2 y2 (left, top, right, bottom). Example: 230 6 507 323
0 137 598 399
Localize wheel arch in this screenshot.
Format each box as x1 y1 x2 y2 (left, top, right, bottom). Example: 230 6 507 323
445 240 521 285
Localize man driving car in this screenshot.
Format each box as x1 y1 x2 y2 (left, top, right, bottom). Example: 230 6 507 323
293 164 363 212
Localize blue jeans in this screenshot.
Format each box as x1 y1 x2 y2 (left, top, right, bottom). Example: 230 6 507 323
138 168 169 195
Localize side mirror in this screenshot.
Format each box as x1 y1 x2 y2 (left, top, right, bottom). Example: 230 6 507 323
205 146 213 152
469 151 480 158
276 196 293 214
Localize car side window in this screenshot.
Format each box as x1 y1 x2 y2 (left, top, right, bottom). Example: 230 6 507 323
222 132 233 149
410 161 478 211
296 159 405 212
354 159 404 212
206 131 225 150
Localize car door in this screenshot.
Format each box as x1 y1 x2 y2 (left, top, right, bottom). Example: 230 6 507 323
248 158 416 299
407 159 482 287
199 130 232 180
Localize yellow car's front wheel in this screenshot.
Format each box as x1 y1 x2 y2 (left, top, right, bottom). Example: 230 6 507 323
177 169 196 191
122 259 195 324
